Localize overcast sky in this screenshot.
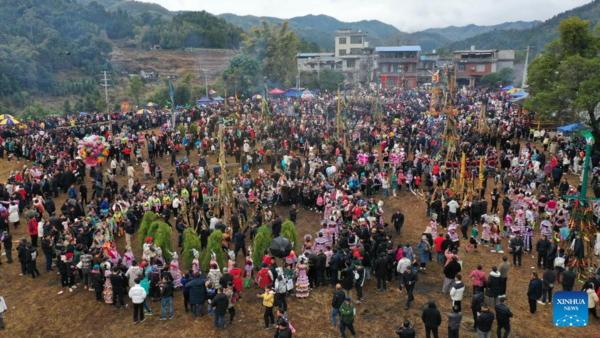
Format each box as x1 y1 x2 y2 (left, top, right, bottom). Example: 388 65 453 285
138 0 589 32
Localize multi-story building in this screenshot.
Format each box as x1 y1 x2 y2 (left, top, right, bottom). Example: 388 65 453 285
417 52 438 87
334 29 377 84
454 46 515 87
375 46 421 89
296 53 341 73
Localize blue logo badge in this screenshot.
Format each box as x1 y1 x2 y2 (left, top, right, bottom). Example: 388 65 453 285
553 291 588 327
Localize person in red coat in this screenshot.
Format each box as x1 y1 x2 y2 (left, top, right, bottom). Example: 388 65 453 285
28 217 39 248
230 263 243 293
256 263 273 291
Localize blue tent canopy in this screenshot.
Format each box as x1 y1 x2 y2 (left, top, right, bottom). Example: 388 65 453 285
508 90 527 98
197 97 212 103
213 96 225 102
284 90 300 97
502 85 514 91
557 123 588 133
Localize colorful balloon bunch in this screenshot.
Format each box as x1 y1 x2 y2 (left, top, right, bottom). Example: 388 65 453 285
78 135 109 167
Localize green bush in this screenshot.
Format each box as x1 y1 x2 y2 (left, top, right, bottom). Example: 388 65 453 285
281 220 299 251
201 230 226 271
252 225 272 270
182 228 202 268
139 211 157 247
153 221 173 261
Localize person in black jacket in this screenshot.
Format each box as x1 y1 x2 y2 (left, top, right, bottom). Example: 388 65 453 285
509 235 524 267
331 284 346 329
110 267 126 309
160 277 174 320
1 232 12 264
495 296 513 338
374 253 388 291
561 266 577 291
421 300 442 338
41 236 54 272
476 303 495 337
391 210 405 235
399 266 418 310
212 288 229 329
527 271 543 313
442 256 462 294
396 319 416 338
471 290 484 330
329 249 342 286
486 266 502 306
546 238 558 270
316 249 327 287
17 239 29 276
536 235 550 268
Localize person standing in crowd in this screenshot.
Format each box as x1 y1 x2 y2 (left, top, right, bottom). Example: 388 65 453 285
509 234 523 267
128 278 147 324
450 274 465 312
486 266 502 307
498 256 510 297
212 288 229 329
442 256 461 294
471 289 485 331
541 267 556 305
258 285 275 330
446 305 462 338
476 303 495 338
527 272 543 314
399 265 417 310
160 276 174 320
561 266 576 291
331 284 345 329
0 295 6 330
396 319 416 338
421 300 442 338
585 283 599 319
339 297 356 338
495 296 513 338
188 272 206 318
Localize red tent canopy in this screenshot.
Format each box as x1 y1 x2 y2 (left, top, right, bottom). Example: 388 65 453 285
269 88 286 95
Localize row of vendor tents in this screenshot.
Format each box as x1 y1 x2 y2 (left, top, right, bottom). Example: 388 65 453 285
196 88 318 106
501 85 528 102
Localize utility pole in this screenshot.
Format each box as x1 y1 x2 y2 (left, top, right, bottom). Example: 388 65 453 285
522 45 530 87
101 71 110 114
203 69 208 97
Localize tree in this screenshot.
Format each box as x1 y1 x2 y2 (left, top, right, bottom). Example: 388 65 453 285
139 211 157 247
182 228 202 268
242 21 299 87
319 68 346 92
281 220 299 251
525 17 600 147
222 55 262 96
201 230 226 271
153 221 174 261
62 99 72 115
252 225 272 270
480 68 514 87
128 75 145 107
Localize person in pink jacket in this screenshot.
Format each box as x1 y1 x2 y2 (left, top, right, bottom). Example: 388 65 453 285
469 265 488 294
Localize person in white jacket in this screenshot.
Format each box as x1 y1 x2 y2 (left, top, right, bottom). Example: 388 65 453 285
128 278 147 323
449 274 465 312
0 295 7 329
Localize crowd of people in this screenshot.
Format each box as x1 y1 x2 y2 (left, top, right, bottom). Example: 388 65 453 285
0 84 598 337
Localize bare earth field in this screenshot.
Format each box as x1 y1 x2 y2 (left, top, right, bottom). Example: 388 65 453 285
0 133 597 338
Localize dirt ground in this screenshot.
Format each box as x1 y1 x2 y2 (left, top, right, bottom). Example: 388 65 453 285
0 131 598 338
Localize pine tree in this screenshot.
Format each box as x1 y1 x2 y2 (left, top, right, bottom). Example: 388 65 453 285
139 211 157 247
281 220 299 251
153 221 174 261
182 228 202 268
252 225 272 270
201 230 226 271
146 221 162 246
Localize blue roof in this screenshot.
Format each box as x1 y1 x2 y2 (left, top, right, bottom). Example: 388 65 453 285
376 46 421 52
